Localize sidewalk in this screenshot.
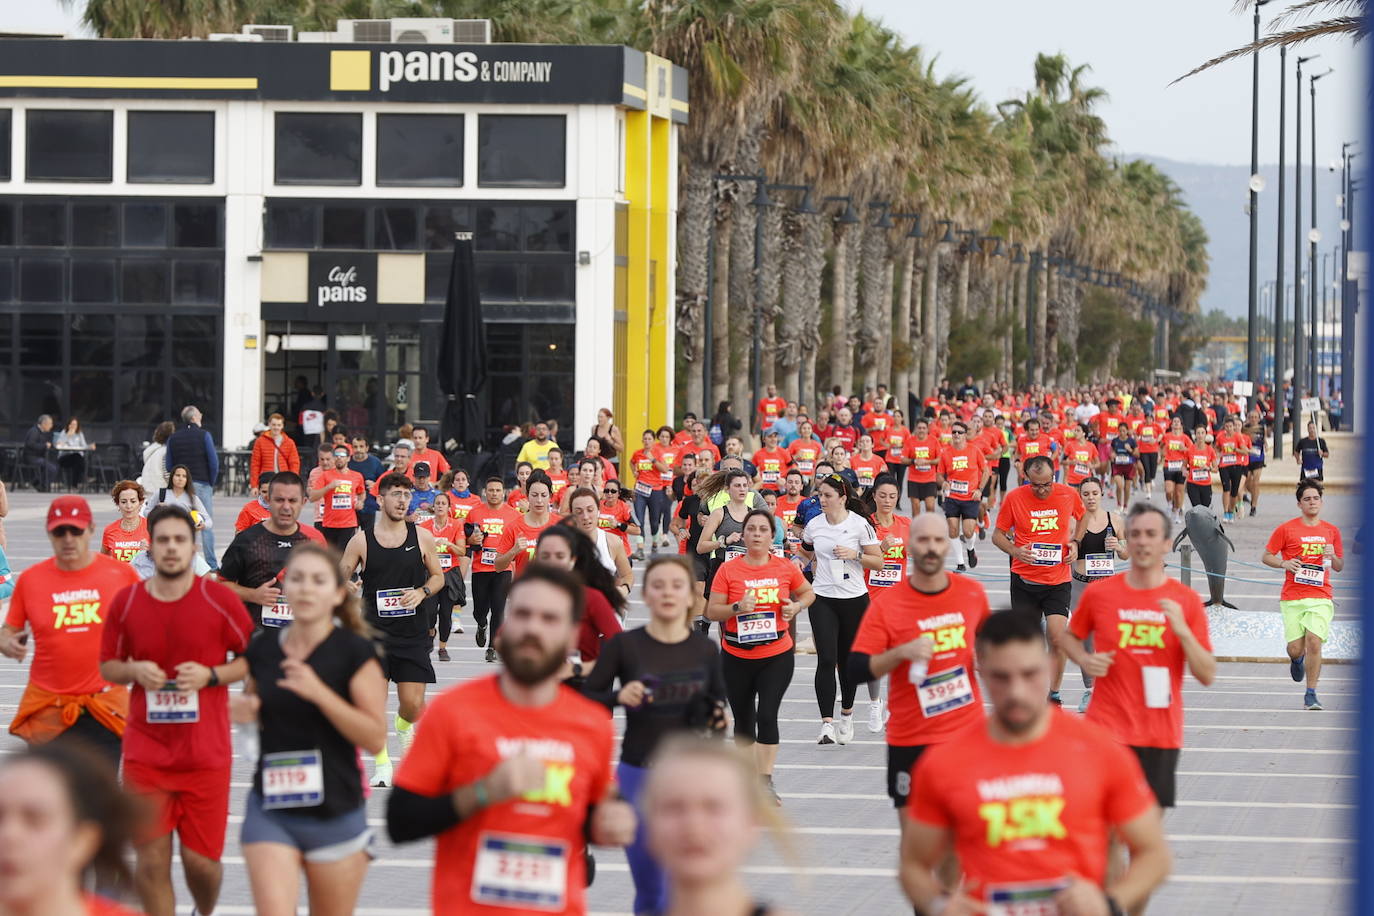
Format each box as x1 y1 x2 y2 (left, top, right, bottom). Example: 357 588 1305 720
1257 430 1359 491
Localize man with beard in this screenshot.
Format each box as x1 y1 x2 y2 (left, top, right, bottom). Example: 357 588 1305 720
898 611 1172 916
341 472 444 788
216 471 324 628
100 504 253 916
387 564 636 916
849 514 990 831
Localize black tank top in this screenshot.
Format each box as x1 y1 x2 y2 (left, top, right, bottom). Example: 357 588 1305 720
713 502 749 563
361 523 429 642
1079 513 1116 556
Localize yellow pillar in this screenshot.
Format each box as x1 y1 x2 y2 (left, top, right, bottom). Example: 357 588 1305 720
623 108 652 459
649 115 671 429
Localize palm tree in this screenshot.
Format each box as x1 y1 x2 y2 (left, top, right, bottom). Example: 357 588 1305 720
1177 0 1367 81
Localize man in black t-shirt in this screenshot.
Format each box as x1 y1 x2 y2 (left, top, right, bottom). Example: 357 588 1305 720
1293 420 1330 481
217 472 324 627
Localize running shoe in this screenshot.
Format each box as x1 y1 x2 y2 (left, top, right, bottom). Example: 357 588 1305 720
370 762 393 787
695 618 711 636
867 699 886 733
836 715 854 745
1077 689 1092 714
455 621 465 634
1305 689 1322 710
398 722 415 758
1249 506 1257 517
485 647 497 663
632 548 645 562
977 524 987 541
762 774 782 807
476 623 487 648
956 564 967 573
817 722 836 745
1290 654 1306 683
967 548 978 568
437 647 451 662
1048 691 1063 706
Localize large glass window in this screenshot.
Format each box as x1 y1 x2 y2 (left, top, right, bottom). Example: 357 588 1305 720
377 114 463 187
321 205 367 249
72 203 119 247
275 113 362 186
26 110 113 182
478 115 565 187
127 111 215 183
21 203 65 247
0 110 10 181
265 204 317 249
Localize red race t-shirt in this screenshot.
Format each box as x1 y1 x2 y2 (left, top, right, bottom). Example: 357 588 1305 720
752 447 791 491
469 504 520 573
449 492 483 524
787 439 824 477
995 484 1083 585
884 425 910 458
861 412 893 452
758 396 787 425
937 446 987 500
317 468 365 529
867 517 912 590
1016 434 1054 465
101 519 150 563
234 499 271 533
100 577 253 769
629 448 663 494
909 710 1157 903
852 572 988 746
904 437 943 484
850 454 887 489
829 426 859 452
1159 433 1192 472
709 554 805 659
1266 517 1343 601
491 514 562 576
1136 422 1163 454
651 444 681 488
1070 575 1212 748
6 555 139 696
775 495 803 532
1186 446 1217 485
394 676 614 916
420 517 464 572
597 501 633 554
1063 442 1099 487
1215 433 1247 468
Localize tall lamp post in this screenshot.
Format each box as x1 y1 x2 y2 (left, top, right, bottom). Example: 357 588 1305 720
1340 144 1358 422
1292 54 1318 420
1247 0 1273 382
1273 46 1287 462
1308 69 1332 399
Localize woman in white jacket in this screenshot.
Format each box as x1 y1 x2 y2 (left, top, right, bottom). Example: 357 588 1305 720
138 421 175 495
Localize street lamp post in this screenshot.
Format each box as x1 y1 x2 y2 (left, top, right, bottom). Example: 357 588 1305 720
1247 0 1273 383
1340 146 1357 424
1273 46 1287 462
1293 54 1317 422
1309 69 1332 398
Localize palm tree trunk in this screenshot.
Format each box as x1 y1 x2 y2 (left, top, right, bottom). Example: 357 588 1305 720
800 212 827 410
1058 281 1082 386
935 253 956 384
711 203 731 406
776 209 808 403
1001 272 1014 383
1033 263 1049 386
727 192 754 422
676 158 711 417
920 244 940 397
893 240 915 410
877 252 896 390
759 201 784 391
858 222 886 391
953 252 970 324
830 222 854 395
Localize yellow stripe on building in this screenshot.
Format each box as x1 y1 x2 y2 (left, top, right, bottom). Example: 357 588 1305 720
0 75 257 90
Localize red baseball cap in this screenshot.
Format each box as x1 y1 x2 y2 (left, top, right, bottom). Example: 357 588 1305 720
47 495 94 532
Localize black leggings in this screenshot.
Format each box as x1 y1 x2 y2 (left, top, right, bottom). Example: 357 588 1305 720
1140 452 1158 482
884 461 907 492
433 568 466 642
1220 466 1245 497
809 593 870 717
1186 482 1213 507
471 571 511 637
722 650 795 745
997 457 1011 491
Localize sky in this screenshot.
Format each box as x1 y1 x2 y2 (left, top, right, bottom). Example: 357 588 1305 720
852 0 1366 168
9 0 1366 167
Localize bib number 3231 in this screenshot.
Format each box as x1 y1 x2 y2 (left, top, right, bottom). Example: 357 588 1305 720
472 833 568 911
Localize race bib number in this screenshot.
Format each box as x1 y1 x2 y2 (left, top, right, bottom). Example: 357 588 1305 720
1304 467 1321 478
987 879 1070 916
481 547 497 567
1220 453 1239 466
1249 446 1264 460
1112 453 1132 465
1294 563 1326 587
736 610 780 644
261 595 293 628
473 833 568 911
869 562 902 587
635 481 653 497
949 479 970 497
916 665 975 718
857 469 875 485
330 487 352 510
438 550 454 570
1084 553 1114 577
762 470 779 484
414 510 434 525
797 460 814 473
1073 463 1092 478
1189 468 1210 484
147 684 199 723
1142 665 1171 709
1165 460 1183 472
376 588 413 617
724 546 746 562
262 749 324 809
1030 543 1063 566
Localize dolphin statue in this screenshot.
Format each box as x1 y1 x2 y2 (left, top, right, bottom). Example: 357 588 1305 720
1172 505 1238 609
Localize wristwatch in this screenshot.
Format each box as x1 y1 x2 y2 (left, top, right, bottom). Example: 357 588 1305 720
421 585 432 597
731 602 741 614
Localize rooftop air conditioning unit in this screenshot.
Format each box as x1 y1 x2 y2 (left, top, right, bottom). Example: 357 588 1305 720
242 24 294 42
389 18 457 43
347 19 394 43
208 32 261 41
453 19 493 43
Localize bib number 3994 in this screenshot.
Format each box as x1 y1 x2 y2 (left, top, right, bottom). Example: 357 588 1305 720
916 665 974 718
472 833 568 911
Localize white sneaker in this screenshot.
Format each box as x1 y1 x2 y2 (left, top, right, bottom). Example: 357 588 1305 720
836 715 855 745
370 762 393 787
867 699 885 733
456 621 466 634
817 722 836 745
398 723 416 758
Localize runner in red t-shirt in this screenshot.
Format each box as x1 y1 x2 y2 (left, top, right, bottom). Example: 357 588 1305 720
1213 415 1249 522
102 480 150 562
421 491 468 660
1015 417 1055 481
544 449 571 503
903 420 943 515
1185 427 1218 509
992 455 1083 703
1262 480 1345 709
752 428 791 493
849 435 887 494
1159 417 1194 522
787 426 824 480
853 513 989 824
99 505 253 916
596 484 637 558
467 478 522 659
2 497 140 766
387 566 635 916
936 423 990 571
900 611 1169 915
757 385 787 432
234 482 272 533
1063 439 1101 489
307 447 365 552
861 407 894 458
1134 415 1163 499
493 476 563 579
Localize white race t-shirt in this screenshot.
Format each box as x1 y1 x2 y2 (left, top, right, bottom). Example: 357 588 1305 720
803 511 880 599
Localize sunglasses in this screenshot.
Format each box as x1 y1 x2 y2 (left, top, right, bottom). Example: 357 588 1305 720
604 488 620 495
50 526 85 538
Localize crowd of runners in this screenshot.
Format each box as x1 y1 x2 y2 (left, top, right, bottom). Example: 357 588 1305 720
0 375 1347 916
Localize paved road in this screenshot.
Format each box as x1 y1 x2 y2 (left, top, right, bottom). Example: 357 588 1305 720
0 486 1358 914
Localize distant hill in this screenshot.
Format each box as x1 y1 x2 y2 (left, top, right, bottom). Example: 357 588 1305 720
1135 154 1361 318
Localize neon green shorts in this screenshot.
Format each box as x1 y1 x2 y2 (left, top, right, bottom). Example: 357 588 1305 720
1280 598 1334 643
